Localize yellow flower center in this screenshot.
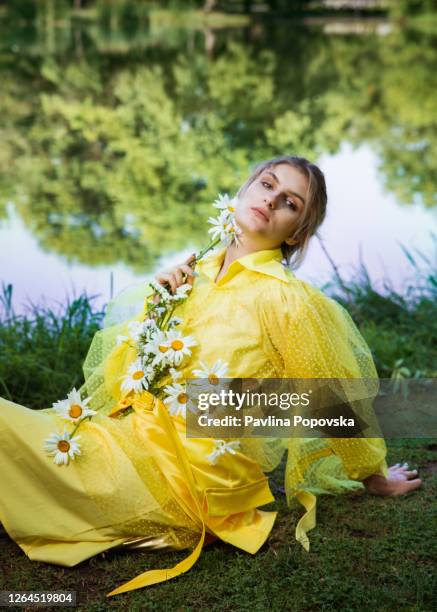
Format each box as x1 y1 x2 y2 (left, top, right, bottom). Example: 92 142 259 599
208 373 219 385
58 440 70 453
132 370 144 380
228 206 235 212
69 404 83 418
159 344 169 353
177 393 188 404
171 340 184 351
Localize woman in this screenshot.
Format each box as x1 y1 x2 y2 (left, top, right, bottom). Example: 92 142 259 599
0 156 421 598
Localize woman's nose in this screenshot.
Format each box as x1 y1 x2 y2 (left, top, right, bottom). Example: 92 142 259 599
263 196 276 209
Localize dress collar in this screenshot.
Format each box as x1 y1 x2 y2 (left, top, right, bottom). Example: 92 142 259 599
197 246 291 285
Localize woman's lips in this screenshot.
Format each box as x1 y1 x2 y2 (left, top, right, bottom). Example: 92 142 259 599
251 207 269 222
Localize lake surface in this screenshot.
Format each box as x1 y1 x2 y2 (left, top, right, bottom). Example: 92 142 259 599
0 4 435 313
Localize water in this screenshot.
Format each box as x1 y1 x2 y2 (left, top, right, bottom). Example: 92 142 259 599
0 3 436 312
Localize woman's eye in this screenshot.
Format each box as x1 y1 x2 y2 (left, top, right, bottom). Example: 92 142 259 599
286 199 297 211
262 181 272 189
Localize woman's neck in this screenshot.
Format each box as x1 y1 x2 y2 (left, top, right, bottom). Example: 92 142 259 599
215 239 273 283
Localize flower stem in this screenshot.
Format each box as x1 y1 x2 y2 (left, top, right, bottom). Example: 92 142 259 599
195 237 221 262
70 415 92 437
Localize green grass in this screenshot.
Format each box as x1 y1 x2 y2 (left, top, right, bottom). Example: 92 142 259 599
323 246 437 379
0 284 104 409
0 440 436 610
1 247 436 411
0 259 436 610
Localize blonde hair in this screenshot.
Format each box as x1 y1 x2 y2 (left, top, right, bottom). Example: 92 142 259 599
236 155 327 269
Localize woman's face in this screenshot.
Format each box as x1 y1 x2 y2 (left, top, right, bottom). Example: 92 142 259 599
235 163 308 251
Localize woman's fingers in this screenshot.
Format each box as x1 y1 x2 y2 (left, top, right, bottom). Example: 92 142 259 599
153 270 190 295
179 264 196 285
391 477 422 496
388 465 401 473
365 460 422 496
173 268 184 287
155 272 177 294
405 469 418 478
153 255 197 295
185 253 196 265
388 465 419 482
389 463 411 472
180 264 195 277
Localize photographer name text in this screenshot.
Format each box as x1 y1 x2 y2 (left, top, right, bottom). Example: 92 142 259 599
197 415 356 428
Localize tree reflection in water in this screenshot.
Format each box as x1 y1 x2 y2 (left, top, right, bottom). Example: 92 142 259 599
0 2 435 272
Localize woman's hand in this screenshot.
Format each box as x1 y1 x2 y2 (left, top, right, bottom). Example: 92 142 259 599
363 463 422 496
154 254 197 295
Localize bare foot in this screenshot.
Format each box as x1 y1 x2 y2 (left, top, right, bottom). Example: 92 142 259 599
363 463 422 496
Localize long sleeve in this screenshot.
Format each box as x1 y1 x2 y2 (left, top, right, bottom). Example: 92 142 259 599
257 280 388 483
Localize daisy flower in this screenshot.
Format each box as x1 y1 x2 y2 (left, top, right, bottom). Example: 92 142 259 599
172 283 193 300
213 193 238 218
43 429 82 466
52 388 96 423
127 321 143 342
224 215 243 246
149 280 172 304
192 359 228 385
145 330 171 367
165 330 197 366
127 319 157 343
120 358 152 394
208 194 242 242
207 210 231 242
208 205 242 245
163 382 189 418
206 440 241 465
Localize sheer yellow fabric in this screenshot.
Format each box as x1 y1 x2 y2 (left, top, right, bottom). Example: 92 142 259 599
82 246 387 554
187 248 387 549
0 246 387 598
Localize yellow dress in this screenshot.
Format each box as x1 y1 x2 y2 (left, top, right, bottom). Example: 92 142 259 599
0 247 388 597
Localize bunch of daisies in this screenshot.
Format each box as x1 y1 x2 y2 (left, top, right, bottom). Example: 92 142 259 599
208 193 241 244
43 193 242 466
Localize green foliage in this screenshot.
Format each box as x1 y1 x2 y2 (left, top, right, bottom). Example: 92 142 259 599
0 6 436 274
325 247 437 378
1 245 436 412
0 6 435 607
0 285 104 409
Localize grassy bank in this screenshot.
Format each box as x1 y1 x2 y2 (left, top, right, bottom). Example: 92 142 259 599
0 440 436 610
322 248 437 380
1 254 436 409
0 267 436 610
0 284 105 409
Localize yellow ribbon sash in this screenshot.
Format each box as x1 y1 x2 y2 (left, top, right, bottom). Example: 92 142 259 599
106 396 206 597
106 394 317 597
